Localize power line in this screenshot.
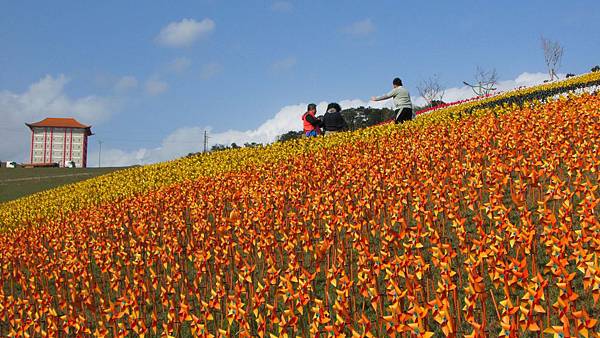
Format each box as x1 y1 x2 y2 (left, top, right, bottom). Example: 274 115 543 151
96 137 202 145
2 126 212 146
0 127 26 133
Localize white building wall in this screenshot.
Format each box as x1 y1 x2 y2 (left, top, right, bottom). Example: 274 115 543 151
32 128 46 164
70 130 85 168
30 127 87 167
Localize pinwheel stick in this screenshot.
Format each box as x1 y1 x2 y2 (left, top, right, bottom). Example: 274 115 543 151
481 292 487 333
544 287 551 329
489 290 500 322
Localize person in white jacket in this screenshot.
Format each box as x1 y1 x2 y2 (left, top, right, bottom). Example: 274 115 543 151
371 77 414 123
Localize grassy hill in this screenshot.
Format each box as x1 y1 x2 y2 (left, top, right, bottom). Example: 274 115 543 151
0 167 125 203
1 72 599 228
0 72 599 336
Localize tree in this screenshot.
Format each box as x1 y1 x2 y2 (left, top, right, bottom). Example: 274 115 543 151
210 144 229 152
340 107 395 130
463 66 498 96
417 74 445 106
277 130 304 142
243 142 262 148
276 107 396 140
541 36 564 81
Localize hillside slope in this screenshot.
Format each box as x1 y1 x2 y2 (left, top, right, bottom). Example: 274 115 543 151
1 71 599 229
0 91 598 336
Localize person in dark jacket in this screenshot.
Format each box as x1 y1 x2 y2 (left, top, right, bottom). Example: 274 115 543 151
321 102 348 135
302 103 322 137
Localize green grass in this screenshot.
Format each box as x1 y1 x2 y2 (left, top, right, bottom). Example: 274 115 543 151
0 167 126 203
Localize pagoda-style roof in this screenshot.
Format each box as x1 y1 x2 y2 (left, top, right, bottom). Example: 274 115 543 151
26 118 93 136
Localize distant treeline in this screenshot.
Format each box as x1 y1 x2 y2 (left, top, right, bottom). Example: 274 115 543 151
277 105 436 142
190 105 437 155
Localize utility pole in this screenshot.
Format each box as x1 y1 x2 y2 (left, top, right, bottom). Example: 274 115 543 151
203 130 209 153
98 140 103 168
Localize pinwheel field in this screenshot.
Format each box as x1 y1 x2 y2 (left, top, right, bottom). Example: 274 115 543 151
0 74 599 337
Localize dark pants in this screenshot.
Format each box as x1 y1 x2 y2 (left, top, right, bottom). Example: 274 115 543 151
395 108 413 124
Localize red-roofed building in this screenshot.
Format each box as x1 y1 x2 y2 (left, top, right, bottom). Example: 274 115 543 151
26 118 93 168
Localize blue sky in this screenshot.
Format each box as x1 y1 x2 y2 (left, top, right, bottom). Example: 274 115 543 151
1 1 599 165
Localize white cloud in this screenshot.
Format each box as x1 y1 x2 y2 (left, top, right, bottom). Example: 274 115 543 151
411 71 560 106
168 57 192 73
94 71 566 167
0 75 115 163
96 98 389 166
114 75 138 92
91 148 149 168
271 1 293 12
342 18 375 37
200 62 223 80
271 56 297 72
155 18 215 48
144 79 168 96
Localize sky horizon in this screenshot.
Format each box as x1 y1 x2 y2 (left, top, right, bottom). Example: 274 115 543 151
2 1 600 166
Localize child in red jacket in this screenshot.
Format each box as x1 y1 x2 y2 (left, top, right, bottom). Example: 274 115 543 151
302 103 322 137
